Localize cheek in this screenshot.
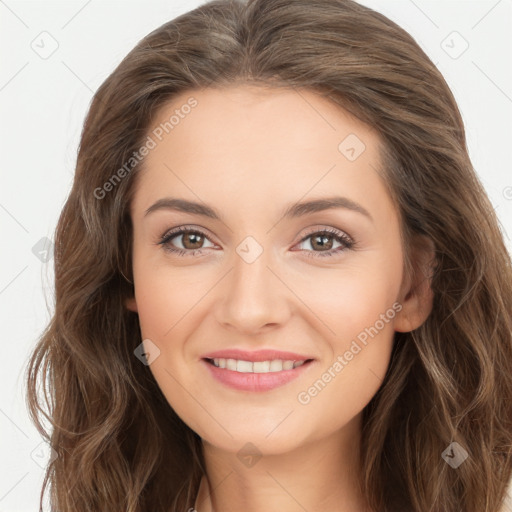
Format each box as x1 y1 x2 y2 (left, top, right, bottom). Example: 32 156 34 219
131 277 172 338
290 251 402 342
292 275 399 434
289 253 401 421
131 252 209 339
295 331 394 438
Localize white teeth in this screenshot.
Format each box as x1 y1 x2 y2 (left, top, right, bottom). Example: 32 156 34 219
283 360 294 370
269 360 283 372
236 360 253 373
253 361 270 373
210 358 308 373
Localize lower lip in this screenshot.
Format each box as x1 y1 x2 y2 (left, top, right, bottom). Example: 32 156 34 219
201 359 314 392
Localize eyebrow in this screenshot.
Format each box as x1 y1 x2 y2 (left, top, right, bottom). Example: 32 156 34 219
144 196 373 222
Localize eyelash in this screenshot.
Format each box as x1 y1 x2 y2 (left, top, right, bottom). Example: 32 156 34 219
157 225 355 259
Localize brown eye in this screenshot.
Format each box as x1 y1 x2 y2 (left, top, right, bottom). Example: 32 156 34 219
181 232 205 249
309 233 335 251
294 228 355 259
158 227 216 256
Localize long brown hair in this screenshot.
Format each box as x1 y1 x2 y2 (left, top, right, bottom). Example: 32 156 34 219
26 0 512 510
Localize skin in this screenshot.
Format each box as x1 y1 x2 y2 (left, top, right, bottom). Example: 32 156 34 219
125 85 435 512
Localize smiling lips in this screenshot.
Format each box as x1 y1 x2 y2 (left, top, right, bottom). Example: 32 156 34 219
201 349 315 392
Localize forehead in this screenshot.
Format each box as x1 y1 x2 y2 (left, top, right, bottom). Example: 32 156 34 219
130 85 396 224
146 84 379 161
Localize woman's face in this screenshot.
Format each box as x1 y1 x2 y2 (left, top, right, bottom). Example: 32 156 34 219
126 85 428 455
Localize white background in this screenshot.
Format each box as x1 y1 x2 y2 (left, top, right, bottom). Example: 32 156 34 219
1 1 511 510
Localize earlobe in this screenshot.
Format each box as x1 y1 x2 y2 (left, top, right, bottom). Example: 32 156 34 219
394 235 436 333
125 296 138 312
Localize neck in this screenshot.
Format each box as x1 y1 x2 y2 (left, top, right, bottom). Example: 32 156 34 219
193 414 371 512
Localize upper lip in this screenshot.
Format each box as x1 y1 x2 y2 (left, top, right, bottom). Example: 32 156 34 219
202 349 315 362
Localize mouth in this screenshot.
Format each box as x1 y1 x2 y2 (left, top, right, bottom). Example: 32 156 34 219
201 357 315 392
203 357 315 373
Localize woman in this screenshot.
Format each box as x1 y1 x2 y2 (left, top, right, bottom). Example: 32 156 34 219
26 0 512 511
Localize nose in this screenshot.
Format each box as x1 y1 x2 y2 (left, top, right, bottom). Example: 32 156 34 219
214 244 292 334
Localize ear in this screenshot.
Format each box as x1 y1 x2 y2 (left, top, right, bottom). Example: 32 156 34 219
394 234 436 333
125 296 138 313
